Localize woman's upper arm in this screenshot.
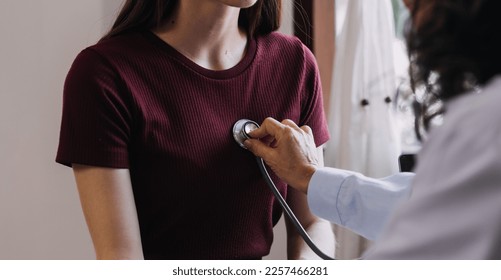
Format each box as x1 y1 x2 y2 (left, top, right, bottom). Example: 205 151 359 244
73 164 143 259
286 146 325 228
285 146 335 259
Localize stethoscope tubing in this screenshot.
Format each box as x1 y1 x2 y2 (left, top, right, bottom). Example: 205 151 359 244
255 157 335 260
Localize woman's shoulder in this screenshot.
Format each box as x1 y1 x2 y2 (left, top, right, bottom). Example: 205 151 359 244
69 31 157 76
259 32 302 46
258 32 308 54
86 32 147 57
256 32 317 67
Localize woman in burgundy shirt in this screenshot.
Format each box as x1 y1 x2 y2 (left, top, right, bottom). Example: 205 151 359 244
57 0 334 259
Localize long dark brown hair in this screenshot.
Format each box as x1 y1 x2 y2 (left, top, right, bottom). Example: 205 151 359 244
101 0 281 41
406 0 501 134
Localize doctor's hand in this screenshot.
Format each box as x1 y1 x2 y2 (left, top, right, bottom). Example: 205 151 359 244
244 117 319 194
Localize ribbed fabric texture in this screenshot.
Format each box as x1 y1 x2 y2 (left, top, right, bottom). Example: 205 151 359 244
56 30 329 259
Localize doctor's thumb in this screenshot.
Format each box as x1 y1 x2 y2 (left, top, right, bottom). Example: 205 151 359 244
244 139 273 160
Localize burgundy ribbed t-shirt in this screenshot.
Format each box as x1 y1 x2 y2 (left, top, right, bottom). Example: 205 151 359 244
56 30 329 259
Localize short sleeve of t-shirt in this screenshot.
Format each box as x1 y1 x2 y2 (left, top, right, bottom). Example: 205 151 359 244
299 43 330 147
56 48 132 168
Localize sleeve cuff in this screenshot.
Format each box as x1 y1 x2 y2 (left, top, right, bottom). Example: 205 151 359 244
307 167 353 225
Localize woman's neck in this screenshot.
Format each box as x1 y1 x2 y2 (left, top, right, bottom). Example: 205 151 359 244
154 0 248 70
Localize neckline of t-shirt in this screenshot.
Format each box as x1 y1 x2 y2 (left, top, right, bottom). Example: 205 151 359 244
142 30 257 80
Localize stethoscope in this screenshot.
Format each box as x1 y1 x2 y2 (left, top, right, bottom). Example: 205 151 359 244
233 119 335 260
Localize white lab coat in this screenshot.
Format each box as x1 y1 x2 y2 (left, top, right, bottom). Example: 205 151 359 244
367 76 501 259
309 76 501 259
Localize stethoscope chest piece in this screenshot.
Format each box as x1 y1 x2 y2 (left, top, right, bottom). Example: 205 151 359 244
233 119 259 149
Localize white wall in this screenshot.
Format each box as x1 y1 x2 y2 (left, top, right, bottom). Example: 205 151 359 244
0 0 293 260
0 0 122 259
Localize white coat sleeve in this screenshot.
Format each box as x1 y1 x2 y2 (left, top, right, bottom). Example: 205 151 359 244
364 77 501 259
307 167 413 240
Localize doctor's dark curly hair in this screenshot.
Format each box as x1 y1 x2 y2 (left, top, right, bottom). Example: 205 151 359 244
406 0 501 133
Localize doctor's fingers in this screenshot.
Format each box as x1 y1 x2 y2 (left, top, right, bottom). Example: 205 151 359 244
281 119 302 131
248 117 285 139
260 135 276 147
299 125 316 145
281 119 312 139
244 138 278 160
300 125 312 135
250 118 307 147
281 119 314 142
